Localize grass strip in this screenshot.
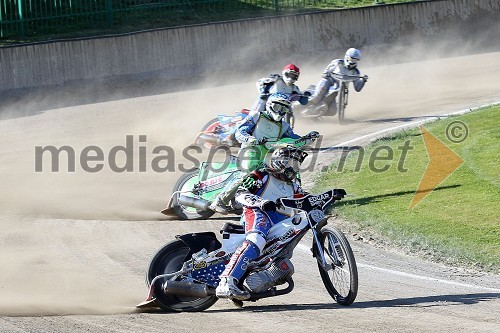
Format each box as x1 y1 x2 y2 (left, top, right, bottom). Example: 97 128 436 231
313 105 500 272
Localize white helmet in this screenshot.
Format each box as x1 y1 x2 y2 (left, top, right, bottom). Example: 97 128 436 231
264 93 291 122
344 48 361 69
269 147 308 182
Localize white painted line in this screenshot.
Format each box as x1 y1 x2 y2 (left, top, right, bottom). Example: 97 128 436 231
357 262 500 292
301 102 500 293
297 244 500 292
325 102 500 150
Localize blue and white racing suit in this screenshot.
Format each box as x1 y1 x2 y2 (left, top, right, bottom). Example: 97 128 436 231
236 110 301 148
219 169 305 282
251 74 308 113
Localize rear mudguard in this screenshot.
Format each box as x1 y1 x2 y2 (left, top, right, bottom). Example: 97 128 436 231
176 232 222 254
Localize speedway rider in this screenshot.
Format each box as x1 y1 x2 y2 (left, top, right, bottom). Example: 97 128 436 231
216 147 309 300
303 48 368 116
209 92 319 214
251 64 309 113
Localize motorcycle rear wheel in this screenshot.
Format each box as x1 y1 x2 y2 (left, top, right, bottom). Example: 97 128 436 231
316 225 358 305
172 169 215 220
195 117 221 148
200 117 220 133
147 240 218 312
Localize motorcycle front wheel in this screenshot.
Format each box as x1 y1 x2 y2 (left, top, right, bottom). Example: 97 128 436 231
172 169 215 220
147 240 218 312
337 84 348 124
316 225 358 305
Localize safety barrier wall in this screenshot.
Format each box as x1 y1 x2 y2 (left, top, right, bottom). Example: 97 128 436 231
0 0 499 91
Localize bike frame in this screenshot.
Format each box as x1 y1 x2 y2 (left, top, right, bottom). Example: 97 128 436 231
156 191 336 290
142 215 329 303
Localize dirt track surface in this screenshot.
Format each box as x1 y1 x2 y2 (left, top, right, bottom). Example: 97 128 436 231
1 51 500 332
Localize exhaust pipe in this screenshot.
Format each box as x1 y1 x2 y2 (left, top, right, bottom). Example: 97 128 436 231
177 195 211 211
164 281 215 298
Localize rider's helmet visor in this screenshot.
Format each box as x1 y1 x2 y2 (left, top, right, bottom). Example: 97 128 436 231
345 55 359 67
270 102 290 116
284 72 299 81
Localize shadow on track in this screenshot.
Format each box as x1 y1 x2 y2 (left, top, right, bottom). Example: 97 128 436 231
203 292 500 313
340 116 440 125
295 115 439 127
349 292 500 309
332 184 461 208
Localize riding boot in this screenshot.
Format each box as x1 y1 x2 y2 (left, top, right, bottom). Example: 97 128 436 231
217 240 260 300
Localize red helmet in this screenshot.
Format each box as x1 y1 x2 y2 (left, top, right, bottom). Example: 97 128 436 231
282 64 300 85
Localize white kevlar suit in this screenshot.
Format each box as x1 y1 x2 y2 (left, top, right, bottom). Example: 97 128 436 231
307 59 366 115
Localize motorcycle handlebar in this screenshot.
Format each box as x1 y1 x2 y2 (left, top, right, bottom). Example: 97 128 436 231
259 135 317 149
261 93 310 101
278 189 346 213
331 73 368 82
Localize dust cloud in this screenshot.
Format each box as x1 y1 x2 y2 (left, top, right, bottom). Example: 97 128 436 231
1 32 499 315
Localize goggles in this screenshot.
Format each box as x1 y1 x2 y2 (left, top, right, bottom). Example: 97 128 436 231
274 150 308 172
284 71 299 81
270 102 290 116
345 56 359 66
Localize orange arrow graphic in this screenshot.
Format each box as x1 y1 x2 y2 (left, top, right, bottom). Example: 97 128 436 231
410 126 464 208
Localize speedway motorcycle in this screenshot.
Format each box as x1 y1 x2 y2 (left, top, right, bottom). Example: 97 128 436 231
138 188 358 311
294 73 368 124
194 109 250 149
194 96 304 150
161 135 317 220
